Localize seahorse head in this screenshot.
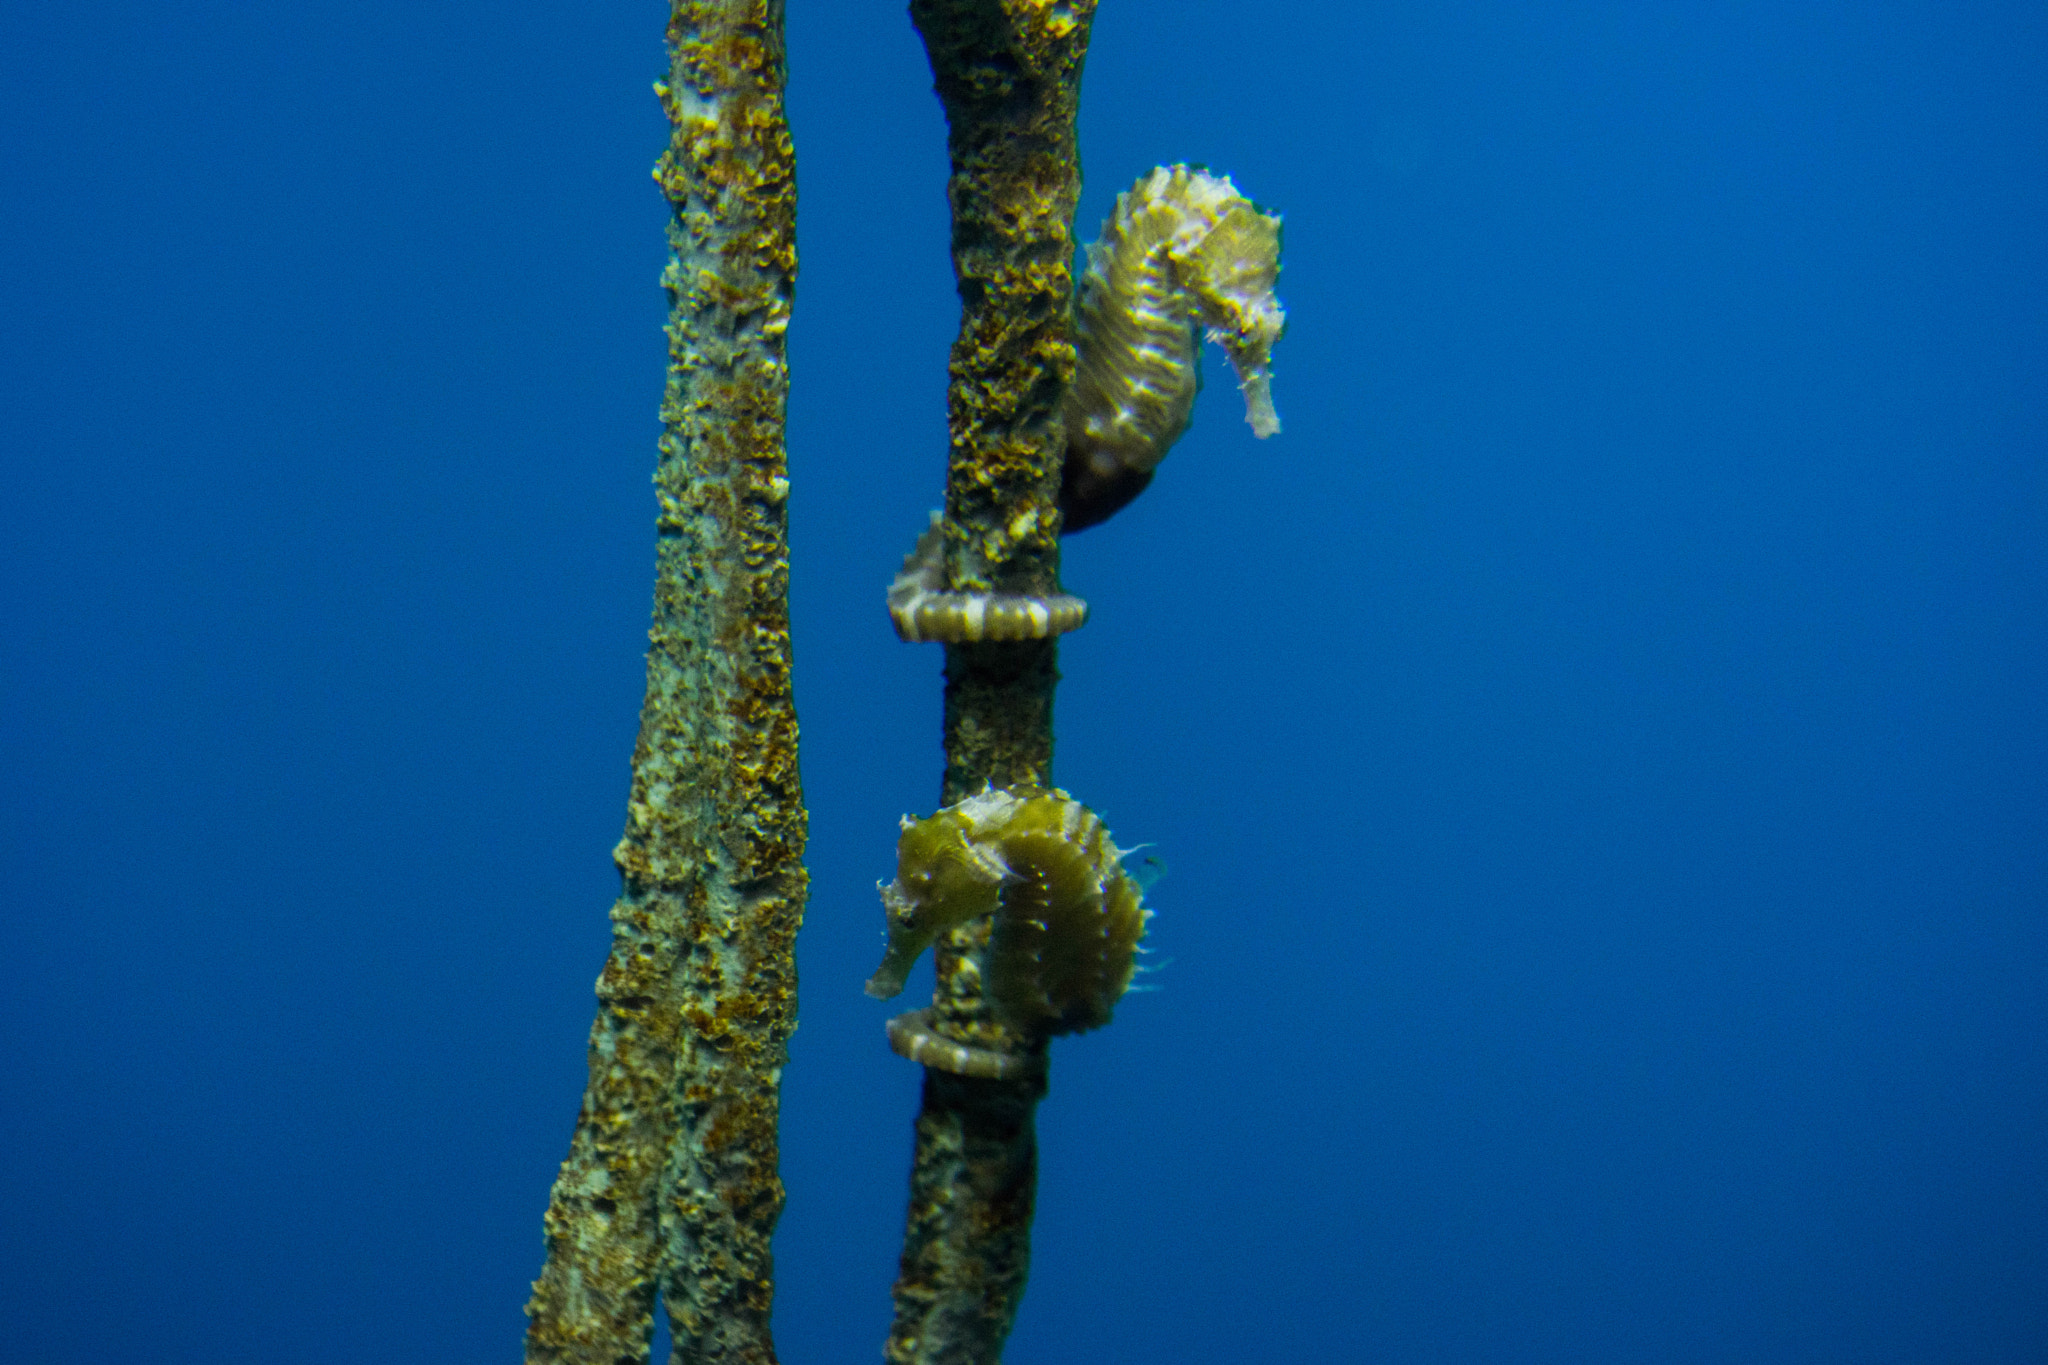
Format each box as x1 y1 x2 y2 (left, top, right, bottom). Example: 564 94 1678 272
863 803 1011 999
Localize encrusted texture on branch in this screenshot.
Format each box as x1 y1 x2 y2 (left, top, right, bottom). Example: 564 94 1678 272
526 4 803 1364
888 4 1097 1364
920 0 1094 596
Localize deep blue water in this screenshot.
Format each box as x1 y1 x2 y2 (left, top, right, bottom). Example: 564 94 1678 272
3 2 2044 1361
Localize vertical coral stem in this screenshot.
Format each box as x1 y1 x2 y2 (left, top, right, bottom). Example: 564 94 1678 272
888 4 1096 1363
525 4 803 1364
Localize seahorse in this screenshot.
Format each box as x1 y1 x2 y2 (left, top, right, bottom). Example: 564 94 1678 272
866 786 1151 1077
883 167 1285 642
1060 164 1287 530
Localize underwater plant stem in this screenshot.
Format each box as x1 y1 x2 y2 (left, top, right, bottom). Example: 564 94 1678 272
525 5 804 1365
888 3 1096 1363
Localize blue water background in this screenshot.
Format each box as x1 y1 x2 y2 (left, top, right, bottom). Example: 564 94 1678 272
3 2 2044 1361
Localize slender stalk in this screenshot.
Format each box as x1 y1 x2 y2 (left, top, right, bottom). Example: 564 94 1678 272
887 4 1097 1363
525 5 803 1364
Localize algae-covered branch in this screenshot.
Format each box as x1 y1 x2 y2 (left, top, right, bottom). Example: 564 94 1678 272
525 4 803 1364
